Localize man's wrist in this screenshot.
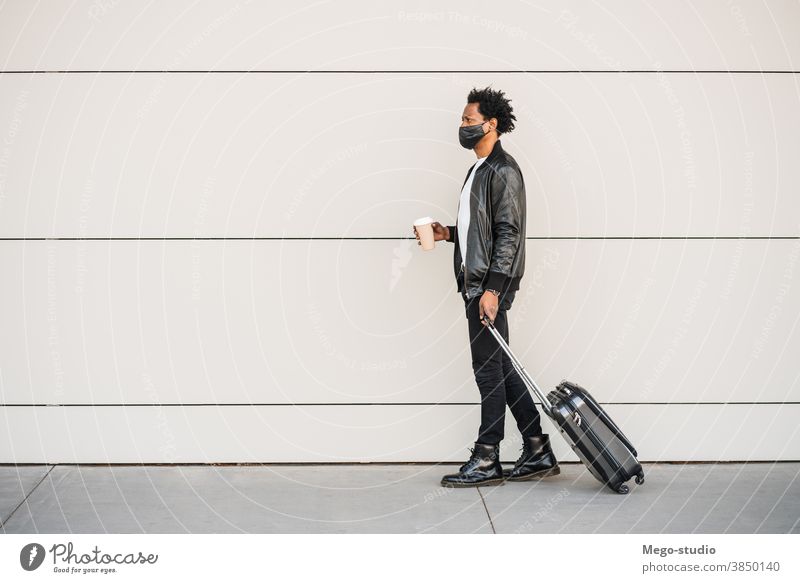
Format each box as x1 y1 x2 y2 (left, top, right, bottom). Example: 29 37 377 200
484 288 500 297
486 270 509 293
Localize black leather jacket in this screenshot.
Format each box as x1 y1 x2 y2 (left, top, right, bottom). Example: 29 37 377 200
446 139 526 300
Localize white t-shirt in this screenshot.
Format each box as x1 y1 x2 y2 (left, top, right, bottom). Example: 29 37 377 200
456 156 487 267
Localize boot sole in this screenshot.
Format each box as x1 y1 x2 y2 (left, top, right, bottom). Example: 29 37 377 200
504 465 561 482
440 477 506 488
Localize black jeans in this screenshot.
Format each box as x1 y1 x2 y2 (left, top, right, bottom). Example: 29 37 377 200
462 288 543 446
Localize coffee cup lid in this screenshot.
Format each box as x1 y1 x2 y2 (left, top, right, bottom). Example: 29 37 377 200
413 216 434 226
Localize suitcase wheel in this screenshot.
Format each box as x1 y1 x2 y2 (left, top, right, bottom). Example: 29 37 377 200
616 483 630 494
635 472 645 485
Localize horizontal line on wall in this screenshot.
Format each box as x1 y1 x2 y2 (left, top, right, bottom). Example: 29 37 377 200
1 402 795 407
1 236 798 242
2 460 798 467
1 70 799 74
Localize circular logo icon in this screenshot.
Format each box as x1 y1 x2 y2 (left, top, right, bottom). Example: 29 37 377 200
20 543 46 571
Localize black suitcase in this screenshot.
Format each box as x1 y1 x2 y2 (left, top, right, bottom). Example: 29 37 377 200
482 316 645 494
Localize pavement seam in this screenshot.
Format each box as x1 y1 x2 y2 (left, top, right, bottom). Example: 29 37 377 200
0 465 56 530
476 487 496 534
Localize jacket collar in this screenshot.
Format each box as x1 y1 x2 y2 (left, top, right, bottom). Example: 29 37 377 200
462 139 504 186
478 138 503 170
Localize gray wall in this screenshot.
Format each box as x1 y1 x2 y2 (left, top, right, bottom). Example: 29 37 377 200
1 0 798 462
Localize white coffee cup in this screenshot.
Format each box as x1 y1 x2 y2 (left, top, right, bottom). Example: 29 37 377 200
413 216 436 250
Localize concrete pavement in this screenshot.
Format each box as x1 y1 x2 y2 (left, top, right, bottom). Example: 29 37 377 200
1 462 798 534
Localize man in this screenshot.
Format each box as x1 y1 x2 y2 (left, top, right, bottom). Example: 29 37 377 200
414 87 560 487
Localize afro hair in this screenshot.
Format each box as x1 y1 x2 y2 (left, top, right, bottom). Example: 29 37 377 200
466 86 517 135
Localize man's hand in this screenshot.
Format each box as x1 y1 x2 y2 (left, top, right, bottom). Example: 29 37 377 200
413 222 449 245
479 291 499 326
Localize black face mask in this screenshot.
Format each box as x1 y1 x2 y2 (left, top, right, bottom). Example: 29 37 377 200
458 121 489 149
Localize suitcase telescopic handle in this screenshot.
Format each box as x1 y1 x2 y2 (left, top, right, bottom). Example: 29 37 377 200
480 315 554 417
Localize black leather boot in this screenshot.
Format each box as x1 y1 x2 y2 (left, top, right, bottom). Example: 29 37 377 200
502 434 560 481
441 442 505 487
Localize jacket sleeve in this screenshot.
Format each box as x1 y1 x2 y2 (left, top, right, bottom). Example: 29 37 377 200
445 225 456 243
486 165 524 291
